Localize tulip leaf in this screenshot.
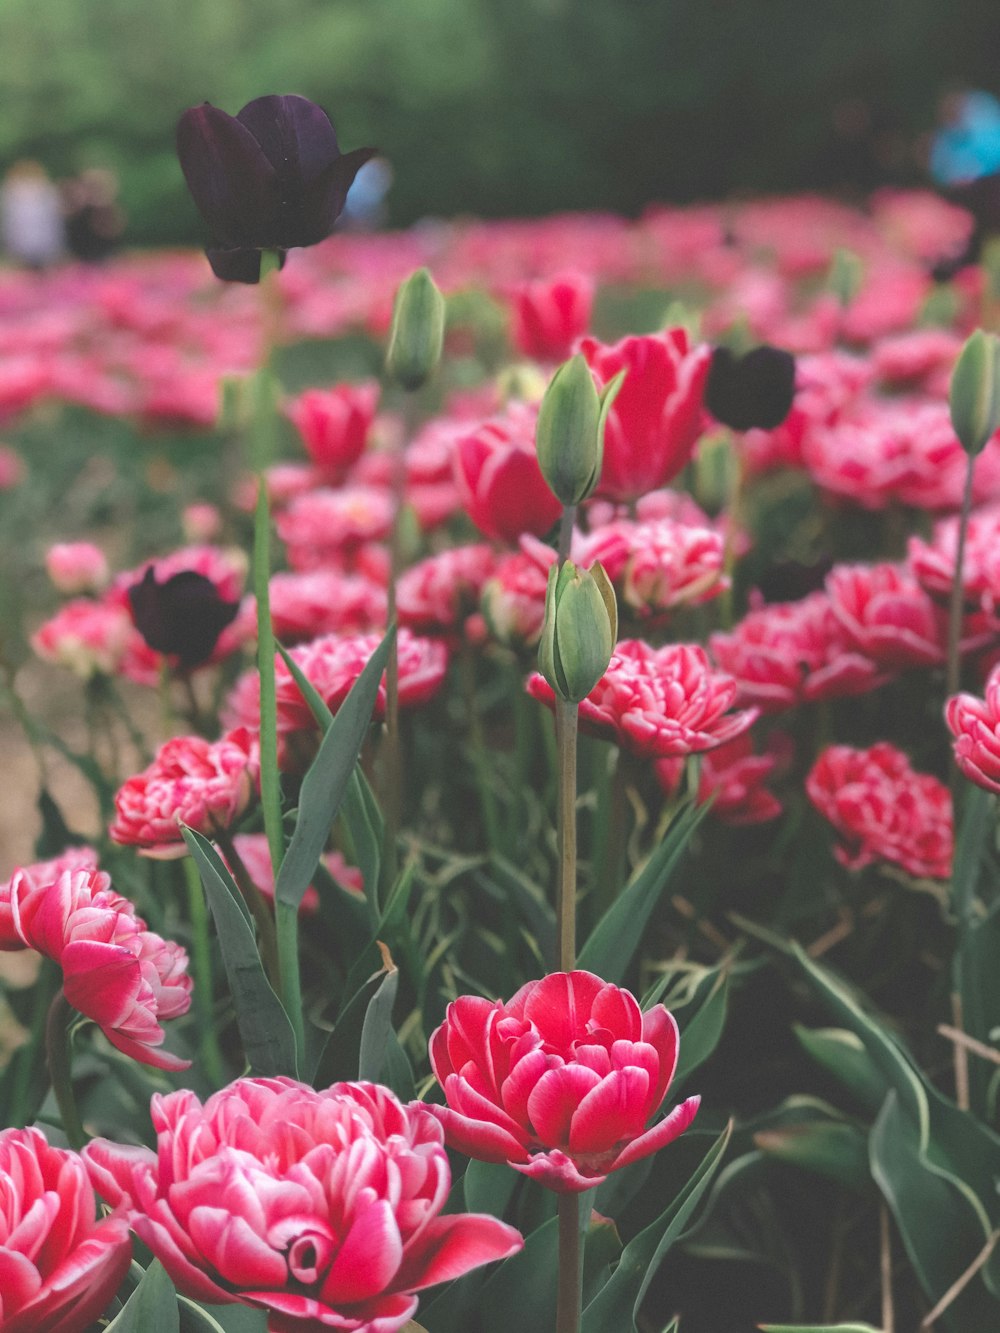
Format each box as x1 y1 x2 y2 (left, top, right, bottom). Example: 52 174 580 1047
871 1091 999 1331
357 947 399 1082
274 626 395 912
277 641 385 922
185 1304 266 1332
105 1259 179 1333
670 966 729 1088
462 1159 520 1220
793 1026 889 1115
582 1122 732 1331
579 800 710 983
183 827 298 1078
754 1117 869 1192
480 1215 559 1333
177 1298 230 1332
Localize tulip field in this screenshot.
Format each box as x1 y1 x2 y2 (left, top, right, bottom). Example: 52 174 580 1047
4 103 1000 1332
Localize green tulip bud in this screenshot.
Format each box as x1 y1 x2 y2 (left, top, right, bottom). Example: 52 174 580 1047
828 248 864 309
386 268 446 391
535 356 625 506
950 329 1000 456
538 560 617 703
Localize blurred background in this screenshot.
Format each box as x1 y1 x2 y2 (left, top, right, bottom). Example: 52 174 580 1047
4 0 1000 244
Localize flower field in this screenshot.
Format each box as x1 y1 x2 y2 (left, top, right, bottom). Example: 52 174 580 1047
2 175 1000 1332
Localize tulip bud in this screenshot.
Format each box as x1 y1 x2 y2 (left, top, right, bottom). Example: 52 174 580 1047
949 329 1000 456
386 267 446 391
828 248 863 308
536 356 624 506
538 560 617 703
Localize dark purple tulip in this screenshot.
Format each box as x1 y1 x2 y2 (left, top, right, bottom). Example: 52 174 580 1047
176 94 375 282
705 344 797 432
128 568 240 668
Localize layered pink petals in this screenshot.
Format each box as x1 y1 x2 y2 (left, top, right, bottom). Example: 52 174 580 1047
579 330 711 502
429 971 699 1193
5 869 191 1068
84 1078 521 1333
109 728 259 856
946 667 1000 794
529 640 757 759
0 1127 131 1333
806 742 953 879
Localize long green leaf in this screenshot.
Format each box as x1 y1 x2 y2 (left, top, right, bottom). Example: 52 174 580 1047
582 1123 731 1331
358 952 399 1083
105 1260 179 1332
183 828 297 1077
274 626 395 912
579 800 709 982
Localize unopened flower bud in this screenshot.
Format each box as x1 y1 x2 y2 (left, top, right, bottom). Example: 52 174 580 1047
535 356 624 506
950 329 1000 456
538 560 617 703
828 248 864 308
386 267 446 391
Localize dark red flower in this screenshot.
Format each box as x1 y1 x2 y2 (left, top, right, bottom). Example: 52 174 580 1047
127 567 241 669
176 95 375 283
705 344 796 432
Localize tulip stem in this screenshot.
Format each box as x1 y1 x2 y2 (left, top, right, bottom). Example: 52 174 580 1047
45 989 86 1150
946 450 976 699
556 1193 583 1333
558 504 577 564
555 697 578 971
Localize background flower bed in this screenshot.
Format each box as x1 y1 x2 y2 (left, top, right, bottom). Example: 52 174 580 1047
1 185 1000 1330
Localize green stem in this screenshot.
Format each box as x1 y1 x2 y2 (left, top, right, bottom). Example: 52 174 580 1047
181 856 226 1086
558 504 577 564
720 429 743 630
45 990 86 1150
556 1193 583 1333
555 697 579 971
946 451 976 700
253 481 284 880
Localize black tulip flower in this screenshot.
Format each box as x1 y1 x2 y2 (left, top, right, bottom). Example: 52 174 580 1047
128 568 241 669
176 94 376 283
705 344 797 432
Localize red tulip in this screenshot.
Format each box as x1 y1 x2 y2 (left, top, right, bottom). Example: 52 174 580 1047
579 330 711 502
287 382 378 475
0 1127 131 1333
84 1078 522 1332
509 271 594 362
429 971 700 1193
452 403 562 543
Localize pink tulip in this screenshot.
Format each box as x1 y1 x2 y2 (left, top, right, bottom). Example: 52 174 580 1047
287 382 379 475
109 728 259 857
429 971 700 1193
45 542 110 595
453 402 563 544
84 1078 522 1332
6 869 192 1069
530 640 757 759
579 330 710 502
0 1126 132 1333
806 742 953 880
509 271 594 362
947 667 1000 795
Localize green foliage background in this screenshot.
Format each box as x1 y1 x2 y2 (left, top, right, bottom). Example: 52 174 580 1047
3 0 1000 243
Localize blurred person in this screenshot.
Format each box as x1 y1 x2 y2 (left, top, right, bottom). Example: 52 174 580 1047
0 160 64 268
63 167 126 261
338 155 393 230
929 89 1000 251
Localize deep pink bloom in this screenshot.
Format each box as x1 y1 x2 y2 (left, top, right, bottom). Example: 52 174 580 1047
276 486 394 571
509 272 594 362
226 832 363 913
223 630 448 766
581 518 725 619
655 731 785 826
287 382 379 475
0 1126 132 1333
84 1078 522 1332
109 729 259 857
31 598 133 678
267 569 387 643
428 971 699 1193
6 869 192 1068
908 504 1000 614
452 402 562 543
578 330 711 502
45 542 110 595
825 562 945 669
806 743 953 879
710 593 889 712
397 544 497 641
946 668 1000 794
529 640 757 759
0 846 99 951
